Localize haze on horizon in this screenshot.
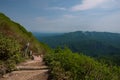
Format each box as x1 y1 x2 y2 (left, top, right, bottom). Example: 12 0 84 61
0 0 120 33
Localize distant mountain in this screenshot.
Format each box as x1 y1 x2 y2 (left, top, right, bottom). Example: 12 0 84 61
38 31 120 56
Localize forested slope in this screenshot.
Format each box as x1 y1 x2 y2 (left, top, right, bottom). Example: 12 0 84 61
40 31 120 56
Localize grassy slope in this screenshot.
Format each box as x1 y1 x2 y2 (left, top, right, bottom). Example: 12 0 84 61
0 13 51 77
0 13 47 54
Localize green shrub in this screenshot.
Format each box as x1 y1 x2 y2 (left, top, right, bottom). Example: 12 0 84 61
0 33 24 73
44 47 120 80
5 60 16 72
0 33 21 61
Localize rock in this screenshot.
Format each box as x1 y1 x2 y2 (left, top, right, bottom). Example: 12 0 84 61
2 74 9 78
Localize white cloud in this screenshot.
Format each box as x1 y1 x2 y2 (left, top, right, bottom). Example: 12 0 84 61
47 7 66 11
71 0 108 11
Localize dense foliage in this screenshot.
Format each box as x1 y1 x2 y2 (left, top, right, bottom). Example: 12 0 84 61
44 48 120 80
0 34 20 61
0 33 24 75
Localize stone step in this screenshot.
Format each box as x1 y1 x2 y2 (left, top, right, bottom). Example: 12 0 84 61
16 66 49 70
2 70 49 79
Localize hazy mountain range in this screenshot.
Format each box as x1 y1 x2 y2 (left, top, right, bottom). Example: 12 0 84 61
35 31 120 57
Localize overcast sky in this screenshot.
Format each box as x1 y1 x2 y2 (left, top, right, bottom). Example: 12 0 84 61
0 0 120 33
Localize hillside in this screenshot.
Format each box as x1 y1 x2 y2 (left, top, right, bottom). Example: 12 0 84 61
39 31 120 56
0 13 49 78
0 13 47 54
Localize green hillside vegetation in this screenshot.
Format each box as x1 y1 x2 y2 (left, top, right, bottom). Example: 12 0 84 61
0 33 23 73
0 13 49 77
44 47 120 80
0 13 47 54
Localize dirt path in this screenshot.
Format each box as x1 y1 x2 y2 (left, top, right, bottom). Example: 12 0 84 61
0 55 49 80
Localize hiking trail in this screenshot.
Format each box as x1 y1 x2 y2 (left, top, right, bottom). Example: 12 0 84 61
0 55 49 80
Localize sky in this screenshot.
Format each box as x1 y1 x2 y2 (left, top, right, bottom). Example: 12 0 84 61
0 0 120 33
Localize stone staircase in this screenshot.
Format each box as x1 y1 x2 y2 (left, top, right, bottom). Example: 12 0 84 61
0 56 49 80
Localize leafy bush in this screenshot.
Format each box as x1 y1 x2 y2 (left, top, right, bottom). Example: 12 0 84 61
0 33 24 73
5 60 16 72
44 47 120 80
0 33 21 61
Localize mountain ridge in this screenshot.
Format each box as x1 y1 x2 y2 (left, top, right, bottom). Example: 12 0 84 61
38 31 120 56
